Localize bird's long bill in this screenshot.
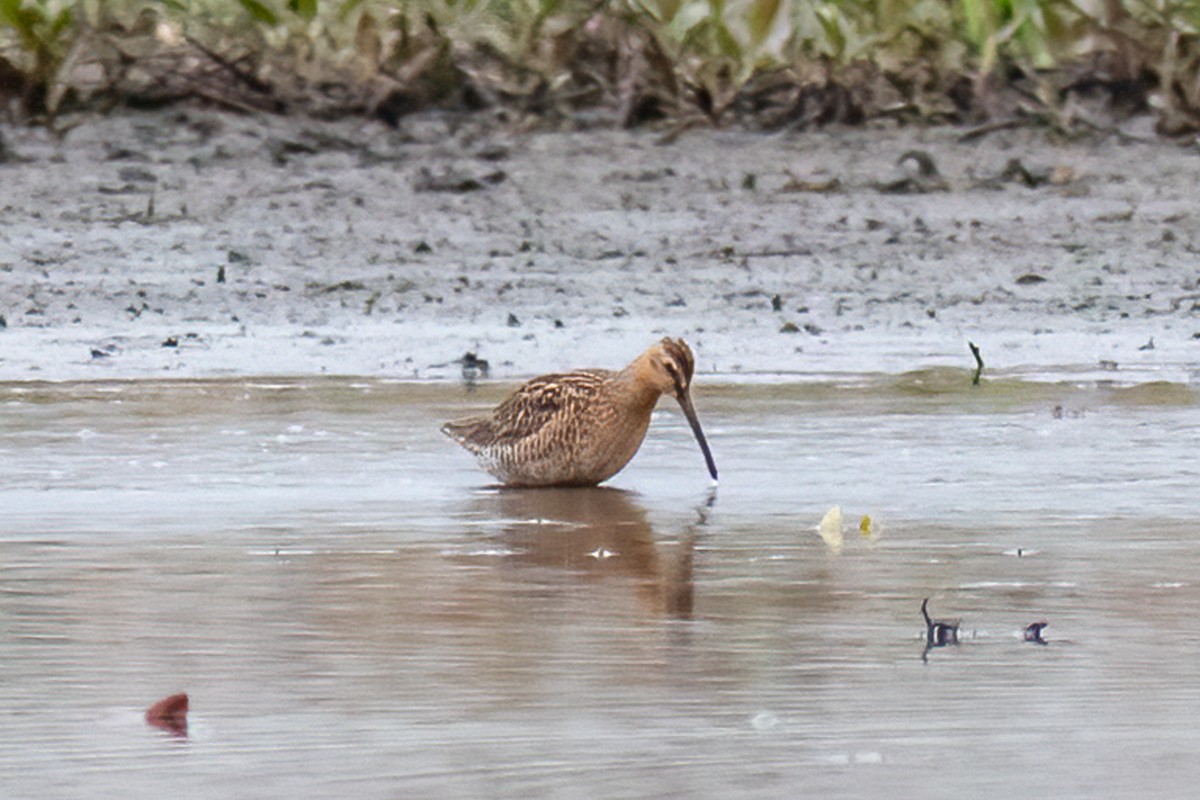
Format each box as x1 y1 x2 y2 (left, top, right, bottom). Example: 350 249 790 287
675 389 719 482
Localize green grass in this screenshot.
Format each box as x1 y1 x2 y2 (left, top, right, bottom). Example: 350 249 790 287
1 0 1198 130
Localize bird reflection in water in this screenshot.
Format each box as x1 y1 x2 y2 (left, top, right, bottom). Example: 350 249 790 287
468 487 714 619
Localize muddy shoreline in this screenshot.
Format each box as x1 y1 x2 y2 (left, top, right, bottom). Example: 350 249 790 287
2 109 1198 384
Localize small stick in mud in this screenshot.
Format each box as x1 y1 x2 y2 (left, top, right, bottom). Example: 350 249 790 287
968 341 984 386
921 598 960 661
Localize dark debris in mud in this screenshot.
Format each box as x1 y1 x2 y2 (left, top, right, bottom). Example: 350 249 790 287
412 166 507 193
875 150 950 194
2 96 1199 382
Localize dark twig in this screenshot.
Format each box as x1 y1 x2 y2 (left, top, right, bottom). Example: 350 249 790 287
184 34 275 96
956 117 1027 143
968 341 984 386
189 88 276 115
921 597 960 662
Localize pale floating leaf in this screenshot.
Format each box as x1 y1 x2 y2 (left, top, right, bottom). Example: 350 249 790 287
817 505 843 553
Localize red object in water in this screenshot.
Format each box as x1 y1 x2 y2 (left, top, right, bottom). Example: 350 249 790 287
145 692 189 737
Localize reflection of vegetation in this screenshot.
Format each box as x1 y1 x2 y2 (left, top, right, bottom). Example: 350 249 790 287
1 0 1199 130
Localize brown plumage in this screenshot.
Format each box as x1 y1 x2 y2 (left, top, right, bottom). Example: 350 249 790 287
442 337 718 487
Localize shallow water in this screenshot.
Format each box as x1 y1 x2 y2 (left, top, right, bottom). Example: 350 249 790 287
2 375 1199 799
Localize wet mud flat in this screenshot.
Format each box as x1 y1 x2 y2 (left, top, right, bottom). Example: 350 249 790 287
1 109 1199 383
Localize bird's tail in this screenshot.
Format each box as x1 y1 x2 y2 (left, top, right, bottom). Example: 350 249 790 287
441 417 490 451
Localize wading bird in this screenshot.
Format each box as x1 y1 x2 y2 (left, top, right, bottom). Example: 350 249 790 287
442 337 718 487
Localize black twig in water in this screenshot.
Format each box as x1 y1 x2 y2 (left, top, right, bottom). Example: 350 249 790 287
968 341 984 386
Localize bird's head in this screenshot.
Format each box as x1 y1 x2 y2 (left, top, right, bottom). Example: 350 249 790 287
635 337 717 482
639 337 696 399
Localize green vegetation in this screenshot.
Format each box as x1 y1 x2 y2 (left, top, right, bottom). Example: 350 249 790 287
1 0 1198 131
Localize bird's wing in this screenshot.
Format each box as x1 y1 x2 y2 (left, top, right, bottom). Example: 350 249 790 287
488 371 609 446
444 370 611 452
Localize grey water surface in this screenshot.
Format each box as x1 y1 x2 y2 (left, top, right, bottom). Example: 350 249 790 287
2 374 1198 799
